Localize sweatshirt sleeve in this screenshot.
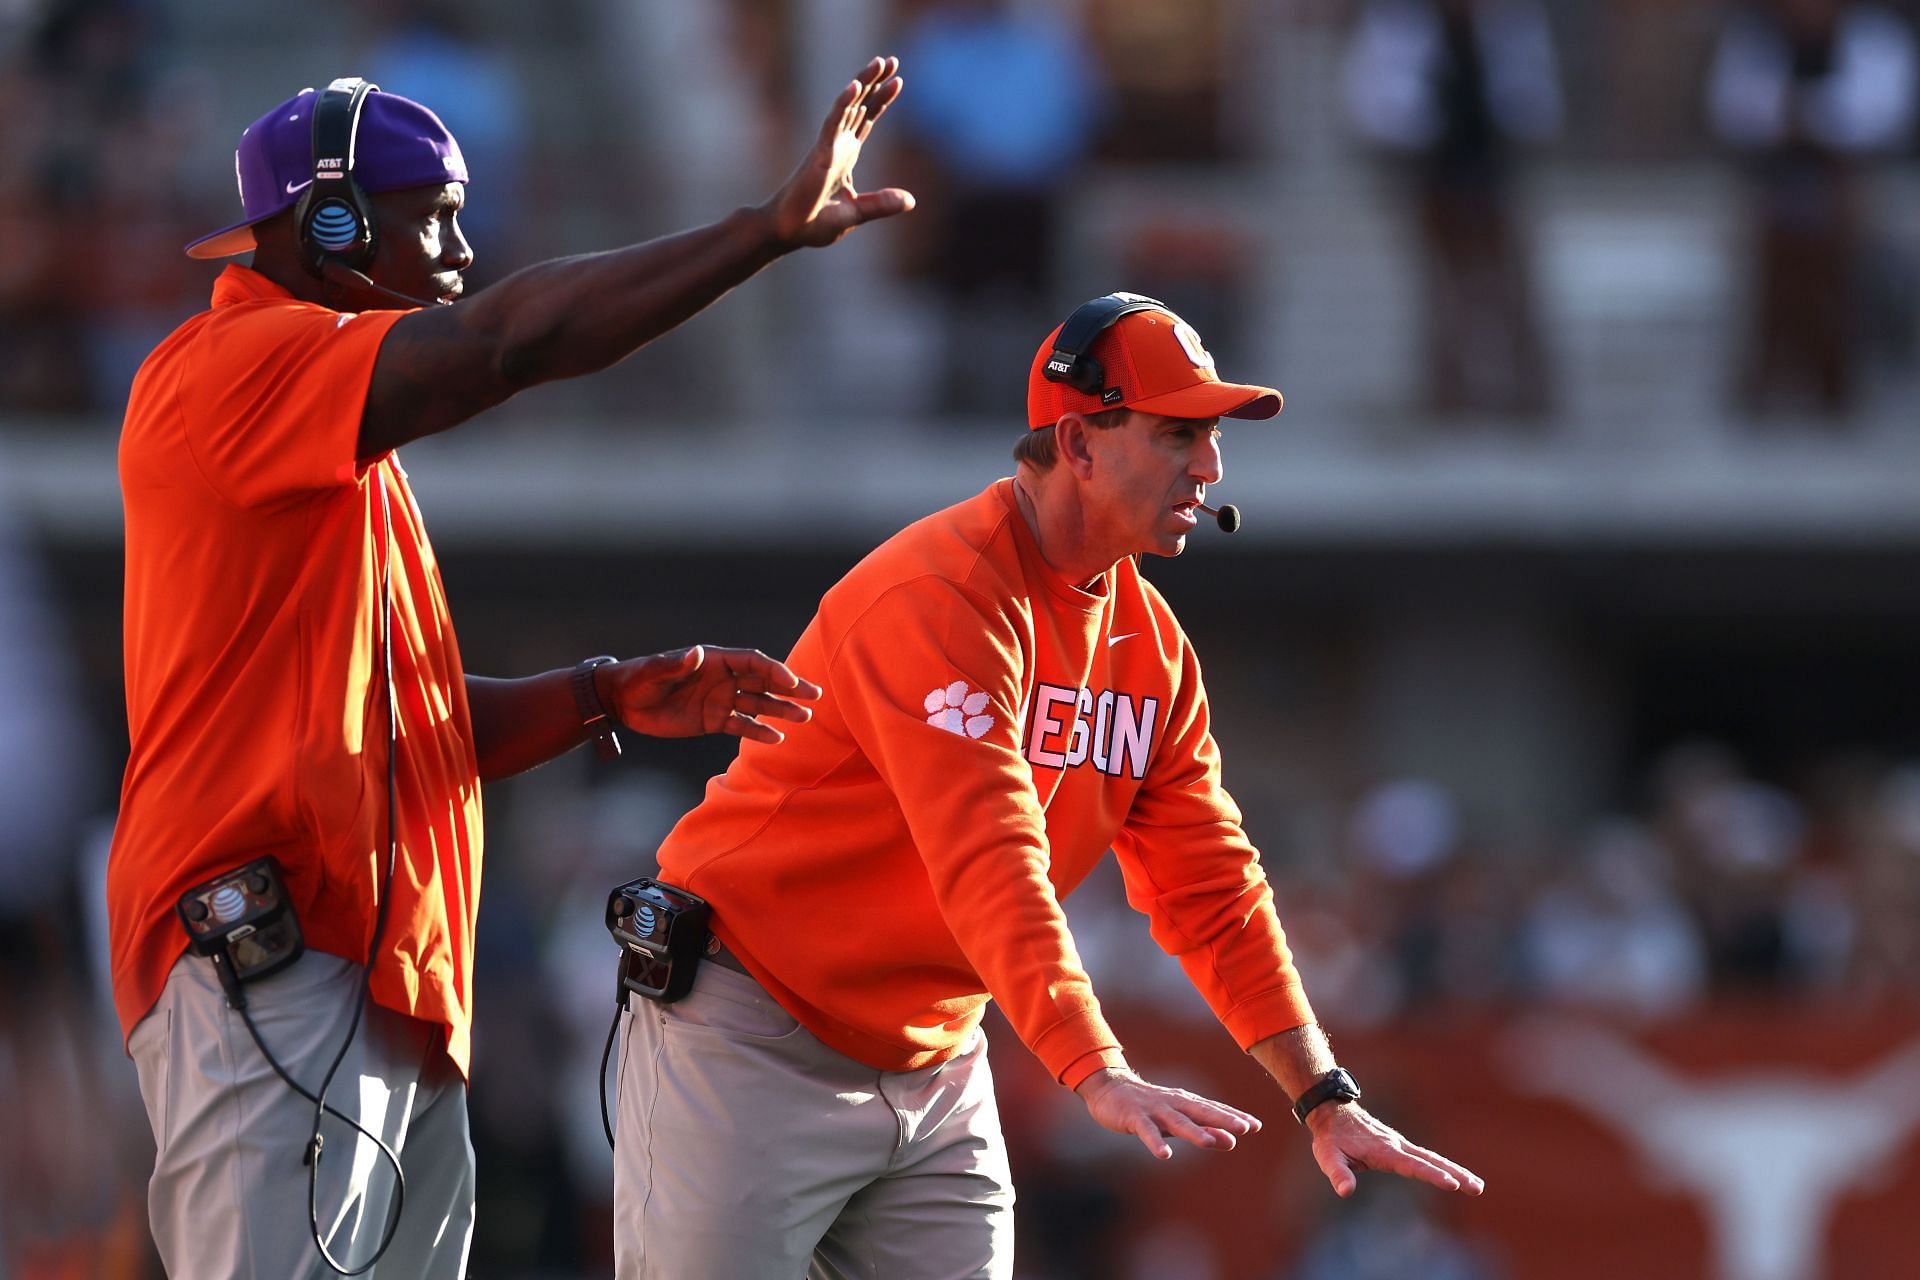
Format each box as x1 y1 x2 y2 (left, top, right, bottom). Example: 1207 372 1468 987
1111 630 1317 1050
826 575 1127 1087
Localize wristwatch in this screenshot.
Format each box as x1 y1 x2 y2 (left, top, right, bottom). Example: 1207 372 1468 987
572 655 621 761
1291 1067 1362 1124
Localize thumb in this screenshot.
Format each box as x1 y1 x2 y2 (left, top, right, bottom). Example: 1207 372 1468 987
851 187 915 223
1319 1146 1359 1198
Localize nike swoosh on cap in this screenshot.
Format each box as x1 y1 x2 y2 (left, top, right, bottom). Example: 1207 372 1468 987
284 178 313 195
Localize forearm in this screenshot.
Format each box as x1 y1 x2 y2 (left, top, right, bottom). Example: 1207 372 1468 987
1247 1023 1339 1101
362 207 789 455
465 670 591 783
473 204 787 389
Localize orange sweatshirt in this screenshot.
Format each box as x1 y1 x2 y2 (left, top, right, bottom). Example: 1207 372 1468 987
657 478 1315 1088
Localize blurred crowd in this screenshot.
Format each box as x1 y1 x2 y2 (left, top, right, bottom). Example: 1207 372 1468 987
1 0 1917 426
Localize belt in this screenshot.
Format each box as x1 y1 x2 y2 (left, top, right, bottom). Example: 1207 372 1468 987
705 937 751 976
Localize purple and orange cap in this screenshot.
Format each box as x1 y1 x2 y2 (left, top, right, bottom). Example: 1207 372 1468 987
184 83 468 260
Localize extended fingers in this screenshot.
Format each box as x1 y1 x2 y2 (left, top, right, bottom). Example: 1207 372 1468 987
834 56 895 135
731 690 814 725
856 68 904 142
712 648 822 700
1148 1092 1261 1154
1380 1138 1484 1194
1337 1124 1482 1195
820 66 872 146
724 709 790 745
1170 1091 1261 1135
1130 1115 1174 1160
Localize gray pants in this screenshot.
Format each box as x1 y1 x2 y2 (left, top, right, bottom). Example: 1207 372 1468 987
128 951 475 1279
613 958 1015 1279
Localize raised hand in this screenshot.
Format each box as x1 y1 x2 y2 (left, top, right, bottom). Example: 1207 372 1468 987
1306 1102 1486 1198
1075 1067 1264 1160
598 646 822 745
763 55 915 249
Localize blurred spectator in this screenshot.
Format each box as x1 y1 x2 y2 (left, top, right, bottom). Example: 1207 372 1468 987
1287 1178 1506 1280
891 0 1106 413
1082 0 1232 162
1651 742 1813 989
0 0 209 417
1344 0 1562 420
1842 761 1920 996
0 484 147 1276
1706 0 1918 420
1345 779 1519 1011
1518 818 1708 1016
354 0 532 283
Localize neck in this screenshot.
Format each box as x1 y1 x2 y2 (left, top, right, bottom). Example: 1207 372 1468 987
1011 470 1114 590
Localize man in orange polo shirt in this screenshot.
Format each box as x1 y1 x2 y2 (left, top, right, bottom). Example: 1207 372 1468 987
114 64 910 1278
611 295 1484 1278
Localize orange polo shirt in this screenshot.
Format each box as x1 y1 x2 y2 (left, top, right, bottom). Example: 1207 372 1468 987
111 265 483 1075
658 478 1315 1089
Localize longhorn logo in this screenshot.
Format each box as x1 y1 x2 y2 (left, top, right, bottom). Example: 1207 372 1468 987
1504 1020 1920 1280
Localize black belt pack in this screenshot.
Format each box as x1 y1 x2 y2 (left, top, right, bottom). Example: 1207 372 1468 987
605 876 711 1003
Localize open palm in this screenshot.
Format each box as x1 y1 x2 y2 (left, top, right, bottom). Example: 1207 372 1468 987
601 646 821 745
765 55 914 248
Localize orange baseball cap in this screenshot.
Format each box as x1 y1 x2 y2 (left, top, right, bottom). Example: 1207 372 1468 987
1026 302 1284 430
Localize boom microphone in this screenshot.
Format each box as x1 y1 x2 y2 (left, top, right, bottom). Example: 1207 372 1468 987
1197 501 1240 533
320 259 450 309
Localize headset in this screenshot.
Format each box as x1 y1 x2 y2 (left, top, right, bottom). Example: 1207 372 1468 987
1040 290 1245 534
1040 291 1171 405
296 77 380 278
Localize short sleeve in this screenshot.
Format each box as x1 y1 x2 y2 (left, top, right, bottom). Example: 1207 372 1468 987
178 302 408 508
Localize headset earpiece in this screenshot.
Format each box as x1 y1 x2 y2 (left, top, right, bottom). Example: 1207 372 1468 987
296 77 379 278
1041 292 1170 404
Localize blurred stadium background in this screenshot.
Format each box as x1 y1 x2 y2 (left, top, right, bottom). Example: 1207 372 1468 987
3 0 1919 1276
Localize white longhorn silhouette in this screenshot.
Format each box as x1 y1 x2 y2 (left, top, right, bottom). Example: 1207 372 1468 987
1503 1020 1920 1280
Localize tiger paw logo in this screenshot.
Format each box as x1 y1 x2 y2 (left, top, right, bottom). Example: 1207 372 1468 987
924 681 994 739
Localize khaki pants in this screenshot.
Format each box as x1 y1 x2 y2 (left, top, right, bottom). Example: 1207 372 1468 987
128 951 474 1279
613 958 1015 1279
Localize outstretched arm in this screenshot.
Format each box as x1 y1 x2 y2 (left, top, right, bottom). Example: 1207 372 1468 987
1249 1025 1486 1198
359 57 913 458
465 646 820 783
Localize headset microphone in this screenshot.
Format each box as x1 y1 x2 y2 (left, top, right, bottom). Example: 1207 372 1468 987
320 259 450 309
1197 501 1241 533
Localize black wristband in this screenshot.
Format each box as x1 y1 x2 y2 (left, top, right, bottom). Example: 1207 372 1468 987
1291 1067 1361 1124
572 656 621 761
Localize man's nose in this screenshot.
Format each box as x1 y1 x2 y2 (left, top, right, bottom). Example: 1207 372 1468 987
1192 436 1223 486
445 222 474 271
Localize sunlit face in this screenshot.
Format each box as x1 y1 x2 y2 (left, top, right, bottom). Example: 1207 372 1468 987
366 182 471 304
1080 410 1225 561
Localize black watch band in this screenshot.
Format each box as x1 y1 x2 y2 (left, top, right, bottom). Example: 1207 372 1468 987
1291 1067 1361 1124
572 656 621 761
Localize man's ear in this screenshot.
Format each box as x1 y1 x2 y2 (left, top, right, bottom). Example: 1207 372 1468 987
1055 413 1099 480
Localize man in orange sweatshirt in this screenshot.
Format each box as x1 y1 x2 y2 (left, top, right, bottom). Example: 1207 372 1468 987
612 294 1484 1278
